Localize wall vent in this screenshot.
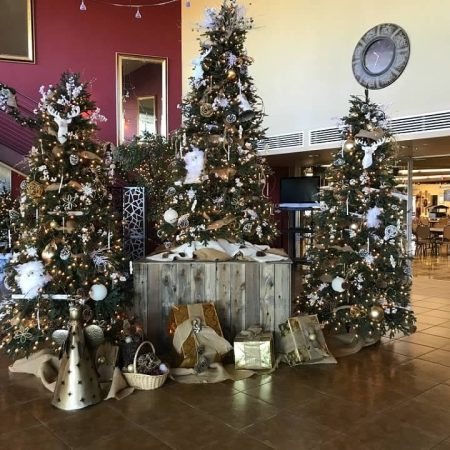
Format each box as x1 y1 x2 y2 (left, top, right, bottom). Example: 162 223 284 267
388 111 450 135
309 127 341 145
257 132 303 151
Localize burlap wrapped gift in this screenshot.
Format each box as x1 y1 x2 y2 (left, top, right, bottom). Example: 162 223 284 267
234 327 275 370
279 315 336 366
169 303 232 368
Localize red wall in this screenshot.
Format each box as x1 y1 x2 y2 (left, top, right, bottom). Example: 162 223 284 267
0 0 182 142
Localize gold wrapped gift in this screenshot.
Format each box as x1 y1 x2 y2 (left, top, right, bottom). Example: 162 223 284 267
169 303 232 368
234 328 275 370
279 315 335 366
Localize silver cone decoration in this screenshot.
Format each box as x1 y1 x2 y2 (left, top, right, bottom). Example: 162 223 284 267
51 304 104 411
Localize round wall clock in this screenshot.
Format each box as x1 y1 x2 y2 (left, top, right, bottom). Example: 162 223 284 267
352 23 410 90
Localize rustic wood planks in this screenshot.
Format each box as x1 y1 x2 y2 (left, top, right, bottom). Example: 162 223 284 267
133 260 292 348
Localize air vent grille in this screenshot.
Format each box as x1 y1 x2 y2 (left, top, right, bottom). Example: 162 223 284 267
388 111 450 135
309 127 341 145
257 132 303 151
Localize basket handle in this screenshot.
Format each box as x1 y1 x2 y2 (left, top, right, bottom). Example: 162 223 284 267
133 340 156 373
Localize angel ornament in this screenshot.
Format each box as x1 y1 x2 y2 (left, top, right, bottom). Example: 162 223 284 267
52 304 104 411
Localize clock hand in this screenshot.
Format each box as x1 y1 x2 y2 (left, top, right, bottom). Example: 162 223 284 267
373 51 380 68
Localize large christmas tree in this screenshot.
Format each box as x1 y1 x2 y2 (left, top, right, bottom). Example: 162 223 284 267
300 95 415 341
156 0 277 247
0 73 128 358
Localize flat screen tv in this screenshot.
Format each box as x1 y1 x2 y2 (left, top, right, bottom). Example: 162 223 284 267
279 176 320 209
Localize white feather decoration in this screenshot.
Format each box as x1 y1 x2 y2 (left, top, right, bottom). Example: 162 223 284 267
184 148 205 184
15 261 52 299
366 207 382 229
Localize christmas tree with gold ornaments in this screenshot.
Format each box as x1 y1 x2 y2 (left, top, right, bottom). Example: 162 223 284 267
300 95 416 341
0 73 128 358
155 0 277 247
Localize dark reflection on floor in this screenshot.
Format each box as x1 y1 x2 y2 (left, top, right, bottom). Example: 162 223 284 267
0 258 450 449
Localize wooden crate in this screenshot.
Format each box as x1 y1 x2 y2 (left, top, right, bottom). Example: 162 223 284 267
132 260 292 349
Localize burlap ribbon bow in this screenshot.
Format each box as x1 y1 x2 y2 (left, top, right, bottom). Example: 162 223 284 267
173 316 232 372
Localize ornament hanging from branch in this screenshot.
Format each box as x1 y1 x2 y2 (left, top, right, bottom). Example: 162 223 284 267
183 148 205 184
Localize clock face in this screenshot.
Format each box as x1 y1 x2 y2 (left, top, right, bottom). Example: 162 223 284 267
352 24 410 90
363 38 395 75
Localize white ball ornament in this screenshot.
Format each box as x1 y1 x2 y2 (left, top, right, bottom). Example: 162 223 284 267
331 276 346 293
89 283 108 301
163 208 179 225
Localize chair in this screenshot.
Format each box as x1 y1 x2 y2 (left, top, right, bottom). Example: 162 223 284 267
438 217 449 227
420 217 430 226
441 225 450 254
415 225 432 257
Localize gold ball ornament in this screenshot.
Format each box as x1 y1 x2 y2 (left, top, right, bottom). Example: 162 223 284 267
26 181 44 199
42 241 58 263
343 135 355 152
200 103 214 118
369 305 385 323
227 69 237 81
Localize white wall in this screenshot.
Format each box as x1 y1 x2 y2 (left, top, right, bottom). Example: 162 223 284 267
182 0 450 146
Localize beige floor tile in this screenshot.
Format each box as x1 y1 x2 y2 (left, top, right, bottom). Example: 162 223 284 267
244 411 340 450
434 439 450 450
45 405 137 448
382 340 435 358
421 326 450 338
0 404 41 436
142 406 242 449
414 384 450 410
396 358 450 382
76 426 172 450
200 433 273 450
244 376 328 410
422 311 450 320
0 425 69 450
196 391 280 430
400 332 450 348
347 414 441 450
418 349 450 366
413 315 449 325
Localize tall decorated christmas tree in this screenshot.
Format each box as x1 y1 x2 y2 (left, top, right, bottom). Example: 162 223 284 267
0 73 127 358
300 95 415 341
156 0 277 247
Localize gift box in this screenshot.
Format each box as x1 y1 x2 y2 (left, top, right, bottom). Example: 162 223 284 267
279 315 335 366
169 302 232 369
234 327 275 370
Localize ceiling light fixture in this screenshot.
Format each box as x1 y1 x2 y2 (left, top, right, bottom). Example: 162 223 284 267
80 0 87 10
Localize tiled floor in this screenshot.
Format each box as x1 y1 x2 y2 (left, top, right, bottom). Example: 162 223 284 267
1 258 450 449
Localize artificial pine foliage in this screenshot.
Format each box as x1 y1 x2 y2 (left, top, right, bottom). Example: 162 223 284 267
300 95 416 340
155 0 277 246
0 73 129 358
114 132 185 223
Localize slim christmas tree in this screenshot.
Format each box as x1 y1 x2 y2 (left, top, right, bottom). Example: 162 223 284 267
0 73 127 358
301 95 415 341
156 0 277 247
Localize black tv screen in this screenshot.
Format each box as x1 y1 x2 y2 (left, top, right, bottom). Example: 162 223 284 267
279 176 320 209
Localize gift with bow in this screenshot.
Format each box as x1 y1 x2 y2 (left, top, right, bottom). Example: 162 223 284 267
170 303 232 370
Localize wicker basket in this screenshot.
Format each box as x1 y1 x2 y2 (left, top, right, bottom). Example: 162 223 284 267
123 341 169 390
